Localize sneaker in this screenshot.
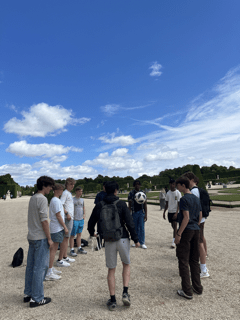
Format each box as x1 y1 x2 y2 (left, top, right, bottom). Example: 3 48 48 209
78 247 87 254
23 295 31 303
30 297 51 308
52 267 62 275
106 299 117 311
171 242 176 248
177 289 193 299
70 249 77 257
192 287 202 295
56 260 70 267
200 271 210 278
63 256 75 262
122 293 131 306
141 244 147 249
131 243 136 247
45 272 61 281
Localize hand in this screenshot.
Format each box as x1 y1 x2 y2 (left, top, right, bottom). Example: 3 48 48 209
173 213 178 220
66 213 71 221
48 239 54 249
144 214 147 222
163 212 166 220
135 242 140 248
94 233 98 237
64 227 68 235
174 234 181 245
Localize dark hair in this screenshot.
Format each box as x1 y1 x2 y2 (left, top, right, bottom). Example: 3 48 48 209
75 186 83 191
182 172 198 182
103 181 107 186
175 176 190 189
105 181 119 194
52 183 64 191
37 176 55 191
133 180 141 187
169 178 175 184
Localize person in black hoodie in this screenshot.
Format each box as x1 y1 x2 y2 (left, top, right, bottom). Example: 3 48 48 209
88 181 140 311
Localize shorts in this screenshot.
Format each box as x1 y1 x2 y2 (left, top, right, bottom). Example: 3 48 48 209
64 219 73 238
105 238 130 269
199 222 205 243
51 229 64 243
71 219 84 237
168 212 177 223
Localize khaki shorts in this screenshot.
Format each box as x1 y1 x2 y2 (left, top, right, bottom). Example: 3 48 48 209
199 222 205 243
105 238 130 269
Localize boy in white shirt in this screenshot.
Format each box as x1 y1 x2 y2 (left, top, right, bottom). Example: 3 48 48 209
57 178 76 267
45 183 68 280
163 179 181 248
70 187 87 256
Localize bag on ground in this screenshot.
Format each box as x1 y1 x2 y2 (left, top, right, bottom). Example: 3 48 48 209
12 247 24 268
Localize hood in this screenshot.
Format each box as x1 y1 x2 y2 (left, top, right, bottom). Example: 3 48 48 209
103 194 119 204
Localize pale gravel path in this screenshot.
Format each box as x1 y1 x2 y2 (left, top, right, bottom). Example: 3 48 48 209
0 197 239 320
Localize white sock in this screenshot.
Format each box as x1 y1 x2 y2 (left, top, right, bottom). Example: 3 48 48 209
173 238 175 242
78 246 81 250
200 263 207 273
71 247 74 251
47 268 52 276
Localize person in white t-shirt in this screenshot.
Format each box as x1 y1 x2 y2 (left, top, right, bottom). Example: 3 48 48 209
45 183 68 280
183 172 210 278
163 179 181 248
57 178 76 267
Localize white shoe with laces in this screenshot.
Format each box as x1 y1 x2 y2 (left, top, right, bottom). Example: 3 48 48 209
45 272 61 281
131 243 136 247
141 244 147 249
56 259 70 267
200 271 210 278
63 256 75 262
52 267 62 275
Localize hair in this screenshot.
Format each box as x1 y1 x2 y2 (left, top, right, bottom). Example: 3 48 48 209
52 183 65 191
65 177 76 188
75 186 83 192
169 178 175 184
103 181 107 186
175 176 190 189
36 176 55 191
182 171 199 183
133 179 141 187
105 181 119 194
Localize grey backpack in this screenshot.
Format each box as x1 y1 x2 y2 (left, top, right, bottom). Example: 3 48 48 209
99 200 123 242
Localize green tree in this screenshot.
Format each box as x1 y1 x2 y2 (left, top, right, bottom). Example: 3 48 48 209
192 165 206 190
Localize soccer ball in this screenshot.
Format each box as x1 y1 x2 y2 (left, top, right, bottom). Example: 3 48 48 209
134 191 147 204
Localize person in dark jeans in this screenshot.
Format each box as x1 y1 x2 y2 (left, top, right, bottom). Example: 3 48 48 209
175 176 203 299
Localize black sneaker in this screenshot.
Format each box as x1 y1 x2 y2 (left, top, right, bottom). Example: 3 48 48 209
23 295 31 303
30 297 51 308
106 299 117 311
122 293 131 306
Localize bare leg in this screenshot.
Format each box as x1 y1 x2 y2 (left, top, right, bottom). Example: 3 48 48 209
49 242 59 268
69 236 75 249
76 233 82 247
203 236 207 256
107 268 116 296
172 221 177 239
199 243 206 264
59 237 69 260
122 263 130 287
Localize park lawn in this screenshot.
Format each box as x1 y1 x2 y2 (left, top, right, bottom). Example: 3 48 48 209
210 194 240 201
218 189 240 194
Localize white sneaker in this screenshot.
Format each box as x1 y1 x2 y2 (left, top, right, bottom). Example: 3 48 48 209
45 272 61 281
200 271 210 278
171 242 176 248
56 259 70 267
63 256 75 262
52 267 62 275
141 244 147 249
70 249 77 257
131 243 136 247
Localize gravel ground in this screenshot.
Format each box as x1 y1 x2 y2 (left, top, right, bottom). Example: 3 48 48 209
0 196 239 320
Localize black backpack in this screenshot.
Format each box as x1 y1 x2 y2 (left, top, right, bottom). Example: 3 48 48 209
99 200 123 242
12 247 24 268
192 187 211 218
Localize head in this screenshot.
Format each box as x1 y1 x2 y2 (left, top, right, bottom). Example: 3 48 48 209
169 178 176 191
133 180 141 191
103 181 107 192
65 178 76 191
52 183 64 197
175 176 190 193
75 186 83 198
182 172 198 189
36 176 55 194
105 181 119 195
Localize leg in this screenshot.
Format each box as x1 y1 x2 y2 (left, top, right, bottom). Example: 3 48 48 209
49 242 59 268
189 231 203 293
171 221 177 239
139 210 145 245
107 268 116 295
69 235 75 249
76 233 82 247
122 263 130 287
203 236 207 256
24 240 35 297
199 243 206 264
59 237 68 260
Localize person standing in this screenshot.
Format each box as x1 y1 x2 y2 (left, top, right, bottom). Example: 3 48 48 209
24 176 55 307
128 180 148 249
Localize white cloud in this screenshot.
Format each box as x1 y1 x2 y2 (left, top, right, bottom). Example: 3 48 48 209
144 151 179 162
149 62 162 77
99 133 138 146
100 104 120 116
6 141 82 158
111 148 128 157
3 103 90 137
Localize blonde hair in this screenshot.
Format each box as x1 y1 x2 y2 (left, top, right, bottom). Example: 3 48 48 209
52 183 65 191
65 178 76 188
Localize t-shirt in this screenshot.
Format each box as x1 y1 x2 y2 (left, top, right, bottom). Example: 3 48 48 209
178 193 201 231
27 193 48 240
128 189 146 213
61 189 74 219
165 190 181 213
49 197 65 234
191 187 205 224
73 197 84 220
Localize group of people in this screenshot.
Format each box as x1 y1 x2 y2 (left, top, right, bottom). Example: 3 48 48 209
23 172 209 310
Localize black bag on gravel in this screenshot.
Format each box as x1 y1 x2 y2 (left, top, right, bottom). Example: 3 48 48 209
12 247 24 268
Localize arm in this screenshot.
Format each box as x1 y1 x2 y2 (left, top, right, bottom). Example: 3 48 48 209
41 220 54 249
87 204 100 237
83 205 86 220
163 201 168 220
61 192 71 220
128 200 132 212
144 201 147 222
174 210 189 245
173 201 180 220
56 212 68 234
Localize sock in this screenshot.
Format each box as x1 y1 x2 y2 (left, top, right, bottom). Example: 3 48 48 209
173 238 175 242
47 268 52 276
63 257 67 259
78 246 82 250
110 295 116 303
58 259 62 261
200 263 207 273
71 248 74 251
123 286 128 294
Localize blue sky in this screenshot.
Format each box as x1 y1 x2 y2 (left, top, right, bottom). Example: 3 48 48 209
1 0 240 186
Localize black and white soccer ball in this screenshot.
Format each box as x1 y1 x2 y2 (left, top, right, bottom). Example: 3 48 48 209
134 191 147 204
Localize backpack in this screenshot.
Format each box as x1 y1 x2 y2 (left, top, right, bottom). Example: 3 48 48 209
192 187 211 218
12 247 24 268
99 200 123 242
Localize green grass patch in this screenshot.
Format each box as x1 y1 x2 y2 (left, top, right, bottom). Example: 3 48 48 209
218 189 240 194
210 194 240 201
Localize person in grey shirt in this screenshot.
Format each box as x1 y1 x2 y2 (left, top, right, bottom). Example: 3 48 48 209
24 176 55 308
